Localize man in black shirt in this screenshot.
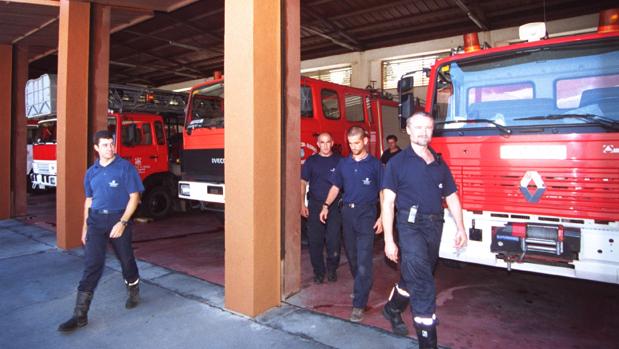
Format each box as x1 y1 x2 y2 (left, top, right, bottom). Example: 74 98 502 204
380 134 401 165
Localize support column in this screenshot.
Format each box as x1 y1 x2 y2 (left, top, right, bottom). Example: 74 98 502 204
11 45 28 217
0 45 12 219
282 0 301 298
56 0 90 249
224 0 282 316
88 3 111 160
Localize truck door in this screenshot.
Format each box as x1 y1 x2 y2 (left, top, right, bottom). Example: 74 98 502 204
117 117 163 180
318 87 346 155
342 92 368 155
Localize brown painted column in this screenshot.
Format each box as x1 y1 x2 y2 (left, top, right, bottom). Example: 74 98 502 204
11 45 28 217
56 0 90 249
0 45 12 219
224 0 282 316
88 3 111 159
282 0 301 298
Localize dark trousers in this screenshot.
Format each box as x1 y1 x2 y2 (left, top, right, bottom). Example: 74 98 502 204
396 211 443 317
307 200 342 277
342 204 376 309
78 211 139 293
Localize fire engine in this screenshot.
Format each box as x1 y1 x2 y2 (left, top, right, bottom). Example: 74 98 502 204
178 74 401 206
398 9 619 283
27 75 187 218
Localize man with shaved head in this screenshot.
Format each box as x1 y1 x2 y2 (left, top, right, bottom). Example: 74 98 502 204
301 132 342 284
381 112 467 348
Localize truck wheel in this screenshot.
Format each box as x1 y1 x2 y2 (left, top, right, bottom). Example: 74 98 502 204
141 186 172 219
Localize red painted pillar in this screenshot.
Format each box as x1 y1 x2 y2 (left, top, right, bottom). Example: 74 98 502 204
11 45 28 217
0 45 12 219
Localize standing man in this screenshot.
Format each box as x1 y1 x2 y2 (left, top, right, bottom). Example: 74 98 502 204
320 126 383 323
301 132 342 284
58 130 144 332
381 112 467 348
380 134 402 165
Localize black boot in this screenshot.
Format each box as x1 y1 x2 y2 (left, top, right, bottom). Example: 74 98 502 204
58 291 93 332
414 321 438 349
382 284 409 336
125 282 140 309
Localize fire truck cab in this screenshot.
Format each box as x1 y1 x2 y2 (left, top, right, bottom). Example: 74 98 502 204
178 76 400 205
398 11 619 284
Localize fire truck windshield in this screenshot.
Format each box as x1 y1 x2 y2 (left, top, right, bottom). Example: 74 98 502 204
434 38 619 134
187 82 224 130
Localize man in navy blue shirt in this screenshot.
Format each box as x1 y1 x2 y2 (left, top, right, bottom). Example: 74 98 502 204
320 126 383 323
58 130 144 332
301 132 342 284
380 134 402 165
381 112 466 348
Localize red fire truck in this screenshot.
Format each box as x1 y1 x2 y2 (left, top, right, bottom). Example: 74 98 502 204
178 75 400 206
398 9 619 283
29 82 186 218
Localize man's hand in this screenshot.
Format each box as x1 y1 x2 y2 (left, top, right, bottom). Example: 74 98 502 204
454 229 467 249
373 217 383 235
110 222 126 239
385 240 399 262
301 205 309 218
81 226 88 245
319 206 329 223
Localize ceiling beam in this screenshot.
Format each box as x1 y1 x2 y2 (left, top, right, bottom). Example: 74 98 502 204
114 41 207 76
3 0 59 7
301 25 358 51
11 16 57 44
301 4 362 51
453 0 488 31
153 11 223 53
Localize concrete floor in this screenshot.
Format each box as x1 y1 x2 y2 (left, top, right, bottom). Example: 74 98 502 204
22 192 619 349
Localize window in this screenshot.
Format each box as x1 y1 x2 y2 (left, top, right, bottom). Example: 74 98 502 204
321 89 340 120
301 85 313 118
382 53 448 89
556 74 619 109
154 121 165 145
345 94 364 122
467 83 534 106
302 66 352 86
141 124 152 145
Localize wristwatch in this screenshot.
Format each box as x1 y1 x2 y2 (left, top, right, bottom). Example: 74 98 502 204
322 202 330 208
120 220 129 226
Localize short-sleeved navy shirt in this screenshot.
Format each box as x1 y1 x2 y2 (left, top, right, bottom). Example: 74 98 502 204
301 153 341 202
84 156 145 211
330 154 383 205
382 146 457 214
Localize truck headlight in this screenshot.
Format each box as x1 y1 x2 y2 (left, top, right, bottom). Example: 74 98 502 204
179 183 190 196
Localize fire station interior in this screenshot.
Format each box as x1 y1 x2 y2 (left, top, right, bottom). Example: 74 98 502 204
3 1 619 348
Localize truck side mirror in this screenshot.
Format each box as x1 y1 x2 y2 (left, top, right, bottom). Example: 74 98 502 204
398 76 415 129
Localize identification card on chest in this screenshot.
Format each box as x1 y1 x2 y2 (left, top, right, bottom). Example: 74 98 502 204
408 205 418 223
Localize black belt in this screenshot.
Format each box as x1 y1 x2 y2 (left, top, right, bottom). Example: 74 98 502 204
418 213 444 221
90 208 124 214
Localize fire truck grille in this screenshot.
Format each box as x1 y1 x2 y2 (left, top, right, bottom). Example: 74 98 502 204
454 166 619 222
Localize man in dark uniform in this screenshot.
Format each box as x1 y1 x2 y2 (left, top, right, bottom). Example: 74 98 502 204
301 132 342 283
58 130 144 332
381 112 467 348
380 134 402 165
320 126 383 323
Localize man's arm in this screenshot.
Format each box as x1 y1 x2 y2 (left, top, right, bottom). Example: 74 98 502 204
82 197 92 245
381 189 398 262
301 180 309 218
109 192 141 239
445 192 467 249
319 185 340 223
373 190 384 234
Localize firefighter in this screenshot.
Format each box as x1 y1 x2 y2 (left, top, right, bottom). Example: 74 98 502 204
381 112 467 348
380 134 402 165
320 126 383 323
301 132 342 283
58 130 144 332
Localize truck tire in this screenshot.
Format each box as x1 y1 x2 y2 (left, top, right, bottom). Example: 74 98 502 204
141 186 173 219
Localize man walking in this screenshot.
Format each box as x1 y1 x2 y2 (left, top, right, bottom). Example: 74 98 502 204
380 134 402 165
301 132 342 283
58 130 144 332
320 126 383 323
381 112 467 348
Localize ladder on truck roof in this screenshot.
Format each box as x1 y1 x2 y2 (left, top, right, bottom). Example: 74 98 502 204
108 84 187 117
